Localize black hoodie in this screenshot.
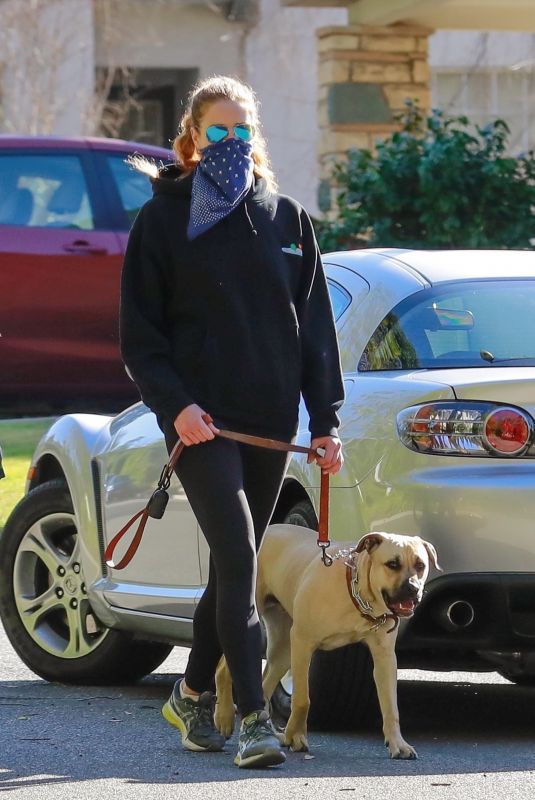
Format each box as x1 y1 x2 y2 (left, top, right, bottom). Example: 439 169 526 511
119 163 345 438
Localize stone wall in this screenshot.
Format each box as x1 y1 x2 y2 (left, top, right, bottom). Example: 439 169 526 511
317 22 432 213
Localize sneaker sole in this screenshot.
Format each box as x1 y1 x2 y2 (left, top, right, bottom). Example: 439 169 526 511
234 747 286 769
162 700 224 753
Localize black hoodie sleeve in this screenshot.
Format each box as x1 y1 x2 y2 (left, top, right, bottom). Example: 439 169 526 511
119 204 195 423
296 208 345 439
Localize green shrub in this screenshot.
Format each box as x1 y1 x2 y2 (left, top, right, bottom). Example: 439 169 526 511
317 102 535 252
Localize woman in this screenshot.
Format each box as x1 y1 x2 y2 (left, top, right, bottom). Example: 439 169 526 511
119 75 345 769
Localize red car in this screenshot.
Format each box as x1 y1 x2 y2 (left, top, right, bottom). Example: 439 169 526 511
0 136 172 415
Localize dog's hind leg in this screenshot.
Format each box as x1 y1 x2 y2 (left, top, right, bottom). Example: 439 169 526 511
262 602 292 702
214 656 236 739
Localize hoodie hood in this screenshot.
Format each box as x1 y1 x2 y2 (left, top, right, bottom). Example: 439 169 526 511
151 162 190 196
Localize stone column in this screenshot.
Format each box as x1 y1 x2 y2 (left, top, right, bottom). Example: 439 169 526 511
317 22 432 214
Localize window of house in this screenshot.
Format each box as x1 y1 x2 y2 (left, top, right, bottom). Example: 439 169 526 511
101 68 199 149
119 99 165 146
432 69 535 153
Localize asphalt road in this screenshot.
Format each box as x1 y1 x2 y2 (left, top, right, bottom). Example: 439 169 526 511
1 626 534 800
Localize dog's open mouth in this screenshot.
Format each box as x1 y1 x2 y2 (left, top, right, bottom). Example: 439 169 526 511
385 598 418 617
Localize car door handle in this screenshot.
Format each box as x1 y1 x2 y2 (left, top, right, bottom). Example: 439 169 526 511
63 241 109 255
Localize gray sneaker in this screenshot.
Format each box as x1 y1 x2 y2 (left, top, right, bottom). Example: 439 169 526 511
234 709 286 768
162 681 225 752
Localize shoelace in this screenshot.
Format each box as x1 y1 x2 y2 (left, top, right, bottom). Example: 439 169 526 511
242 715 274 744
194 696 217 731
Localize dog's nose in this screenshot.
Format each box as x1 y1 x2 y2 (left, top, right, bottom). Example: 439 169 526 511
403 579 420 599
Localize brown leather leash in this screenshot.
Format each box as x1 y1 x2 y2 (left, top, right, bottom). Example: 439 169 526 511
104 414 332 571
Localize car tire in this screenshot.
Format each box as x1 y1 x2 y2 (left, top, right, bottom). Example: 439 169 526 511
308 643 379 730
282 498 318 530
0 479 172 684
270 498 379 731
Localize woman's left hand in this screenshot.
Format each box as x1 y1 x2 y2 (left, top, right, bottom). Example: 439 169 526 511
307 435 344 475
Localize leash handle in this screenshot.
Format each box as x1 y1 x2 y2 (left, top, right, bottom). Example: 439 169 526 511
104 508 150 570
105 413 331 570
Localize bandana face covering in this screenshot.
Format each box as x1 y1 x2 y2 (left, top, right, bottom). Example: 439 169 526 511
187 137 255 241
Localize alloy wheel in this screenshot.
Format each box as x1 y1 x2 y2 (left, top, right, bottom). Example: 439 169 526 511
13 512 108 659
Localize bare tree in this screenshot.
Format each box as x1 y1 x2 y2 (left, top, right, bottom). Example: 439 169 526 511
0 0 156 136
0 0 253 138
0 0 79 134
82 0 146 138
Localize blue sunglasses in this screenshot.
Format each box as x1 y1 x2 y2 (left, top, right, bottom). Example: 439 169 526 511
204 123 254 144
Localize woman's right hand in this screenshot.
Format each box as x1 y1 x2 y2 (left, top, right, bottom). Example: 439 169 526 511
173 404 220 445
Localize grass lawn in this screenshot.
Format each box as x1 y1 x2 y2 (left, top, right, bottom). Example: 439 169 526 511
0 418 58 529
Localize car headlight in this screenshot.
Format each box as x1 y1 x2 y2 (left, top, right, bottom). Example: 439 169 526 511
397 401 534 457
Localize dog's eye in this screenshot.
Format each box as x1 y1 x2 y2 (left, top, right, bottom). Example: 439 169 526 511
415 560 426 573
385 560 401 570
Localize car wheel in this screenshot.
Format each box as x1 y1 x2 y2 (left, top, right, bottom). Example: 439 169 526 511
0 479 172 684
270 499 379 730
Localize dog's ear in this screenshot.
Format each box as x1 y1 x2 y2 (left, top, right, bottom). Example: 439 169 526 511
355 533 385 554
419 538 442 571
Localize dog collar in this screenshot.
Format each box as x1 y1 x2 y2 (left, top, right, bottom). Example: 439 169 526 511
344 562 399 634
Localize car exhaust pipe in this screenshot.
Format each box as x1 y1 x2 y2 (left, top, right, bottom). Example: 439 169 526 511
437 600 475 631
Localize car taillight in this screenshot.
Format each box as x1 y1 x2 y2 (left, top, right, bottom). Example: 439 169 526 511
484 408 531 454
397 402 534 457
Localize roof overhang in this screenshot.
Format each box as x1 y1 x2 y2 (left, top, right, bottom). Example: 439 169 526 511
280 0 535 31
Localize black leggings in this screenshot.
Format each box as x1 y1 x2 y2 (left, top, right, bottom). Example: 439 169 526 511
161 418 292 717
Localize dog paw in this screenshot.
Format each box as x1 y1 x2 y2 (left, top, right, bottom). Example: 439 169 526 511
282 729 309 752
385 738 418 759
214 706 236 739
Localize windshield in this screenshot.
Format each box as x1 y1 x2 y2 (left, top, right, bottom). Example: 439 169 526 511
359 279 535 371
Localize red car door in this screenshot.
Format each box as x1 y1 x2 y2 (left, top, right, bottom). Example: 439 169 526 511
0 146 123 411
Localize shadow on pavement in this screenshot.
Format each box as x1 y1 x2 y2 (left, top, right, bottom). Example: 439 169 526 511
0 671 534 787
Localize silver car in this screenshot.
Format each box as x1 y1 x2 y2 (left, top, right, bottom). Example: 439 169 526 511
2 248 535 729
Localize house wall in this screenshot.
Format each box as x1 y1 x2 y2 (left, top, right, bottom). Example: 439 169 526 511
94 0 244 75
95 0 348 212
245 0 347 214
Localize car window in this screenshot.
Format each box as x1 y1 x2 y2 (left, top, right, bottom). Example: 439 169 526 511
327 279 352 321
0 154 94 229
106 155 155 226
359 279 535 371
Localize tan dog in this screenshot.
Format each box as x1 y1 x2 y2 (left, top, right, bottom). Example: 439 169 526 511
214 525 440 759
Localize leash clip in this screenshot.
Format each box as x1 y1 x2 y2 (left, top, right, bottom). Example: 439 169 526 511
318 540 333 567
157 463 172 491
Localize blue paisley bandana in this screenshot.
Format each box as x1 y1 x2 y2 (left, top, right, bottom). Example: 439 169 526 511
187 137 255 241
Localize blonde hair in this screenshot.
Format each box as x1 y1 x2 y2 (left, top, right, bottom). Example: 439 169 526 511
173 75 278 193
